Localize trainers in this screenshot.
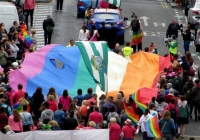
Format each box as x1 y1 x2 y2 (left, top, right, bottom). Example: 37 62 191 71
55 9 58 12
60 10 63 12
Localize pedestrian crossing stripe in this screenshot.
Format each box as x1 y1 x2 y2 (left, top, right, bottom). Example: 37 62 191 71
33 5 53 49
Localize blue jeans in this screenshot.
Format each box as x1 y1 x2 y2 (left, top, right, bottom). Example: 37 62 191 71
183 40 190 54
142 132 154 140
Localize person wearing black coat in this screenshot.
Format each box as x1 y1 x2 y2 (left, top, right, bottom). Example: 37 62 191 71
63 111 78 130
43 15 55 45
98 22 108 41
190 79 200 121
107 23 121 50
166 19 181 39
181 56 190 74
181 24 191 54
31 87 44 120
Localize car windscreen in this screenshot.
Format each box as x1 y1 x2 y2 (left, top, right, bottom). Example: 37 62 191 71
195 2 200 9
93 13 120 21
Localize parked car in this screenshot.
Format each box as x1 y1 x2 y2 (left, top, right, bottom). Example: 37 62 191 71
188 0 200 26
77 0 101 18
194 17 200 52
87 9 126 45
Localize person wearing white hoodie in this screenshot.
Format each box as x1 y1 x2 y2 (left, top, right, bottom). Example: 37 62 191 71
9 39 19 62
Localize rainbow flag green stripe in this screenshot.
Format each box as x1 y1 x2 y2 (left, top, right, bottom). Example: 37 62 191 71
132 91 147 112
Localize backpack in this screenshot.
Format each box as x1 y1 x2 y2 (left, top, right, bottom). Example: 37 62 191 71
131 20 140 32
158 104 165 119
169 105 177 122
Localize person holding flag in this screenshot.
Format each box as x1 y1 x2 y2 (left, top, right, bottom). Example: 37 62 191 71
137 109 154 140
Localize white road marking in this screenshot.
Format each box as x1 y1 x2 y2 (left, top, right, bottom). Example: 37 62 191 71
139 16 150 26
153 22 166 27
33 5 53 48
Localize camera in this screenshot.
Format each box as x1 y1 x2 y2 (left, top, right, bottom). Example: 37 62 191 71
163 38 171 43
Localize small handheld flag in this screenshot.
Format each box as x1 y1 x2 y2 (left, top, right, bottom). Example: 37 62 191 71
123 101 140 125
21 24 34 47
145 116 162 138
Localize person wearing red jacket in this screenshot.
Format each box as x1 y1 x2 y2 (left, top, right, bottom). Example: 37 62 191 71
24 0 35 28
47 95 58 112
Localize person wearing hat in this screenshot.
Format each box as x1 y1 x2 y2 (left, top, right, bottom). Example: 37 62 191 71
43 15 55 45
149 43 159 54
121 119 139 140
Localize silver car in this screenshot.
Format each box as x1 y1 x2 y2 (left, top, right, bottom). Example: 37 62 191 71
188 0 200 25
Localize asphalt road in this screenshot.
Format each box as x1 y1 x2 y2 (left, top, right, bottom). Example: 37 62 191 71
34 0 200 138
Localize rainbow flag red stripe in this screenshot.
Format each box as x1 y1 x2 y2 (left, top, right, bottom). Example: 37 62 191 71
145 116 162 138
21 24 34 47
123 101 140 124
132 91 147 112
132 29 142 46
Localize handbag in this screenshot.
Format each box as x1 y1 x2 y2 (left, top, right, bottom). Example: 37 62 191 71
189 67 195 77
22 113 31 131
46 26 53 33
154 121 167 140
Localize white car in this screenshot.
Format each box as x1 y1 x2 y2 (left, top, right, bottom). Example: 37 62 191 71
188 1 200 25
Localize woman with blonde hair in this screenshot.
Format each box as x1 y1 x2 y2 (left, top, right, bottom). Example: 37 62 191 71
80 100 88 126
31 30 37 51
47 95 58 112
159 110 176 140
83 121 96 129
8 109 23 133
47 87 58 102
50 120 61 130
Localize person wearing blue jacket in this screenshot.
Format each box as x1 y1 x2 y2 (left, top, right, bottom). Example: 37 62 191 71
159 110 176 140
73 89 83 107
54 103 66 129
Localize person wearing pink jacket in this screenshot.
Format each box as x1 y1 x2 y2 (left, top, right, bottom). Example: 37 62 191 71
24 0 35 28
8 109 23 133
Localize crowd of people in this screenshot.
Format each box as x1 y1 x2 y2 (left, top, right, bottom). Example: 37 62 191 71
0 0 200 140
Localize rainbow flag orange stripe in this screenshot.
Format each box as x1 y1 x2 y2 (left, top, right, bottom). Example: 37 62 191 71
132 91 147 112
123 101 140 124
145 116 162 138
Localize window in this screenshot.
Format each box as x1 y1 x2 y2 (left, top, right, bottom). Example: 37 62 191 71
93 13 120 21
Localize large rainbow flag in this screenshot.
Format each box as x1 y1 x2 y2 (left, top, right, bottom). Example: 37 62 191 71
9 42 170 100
